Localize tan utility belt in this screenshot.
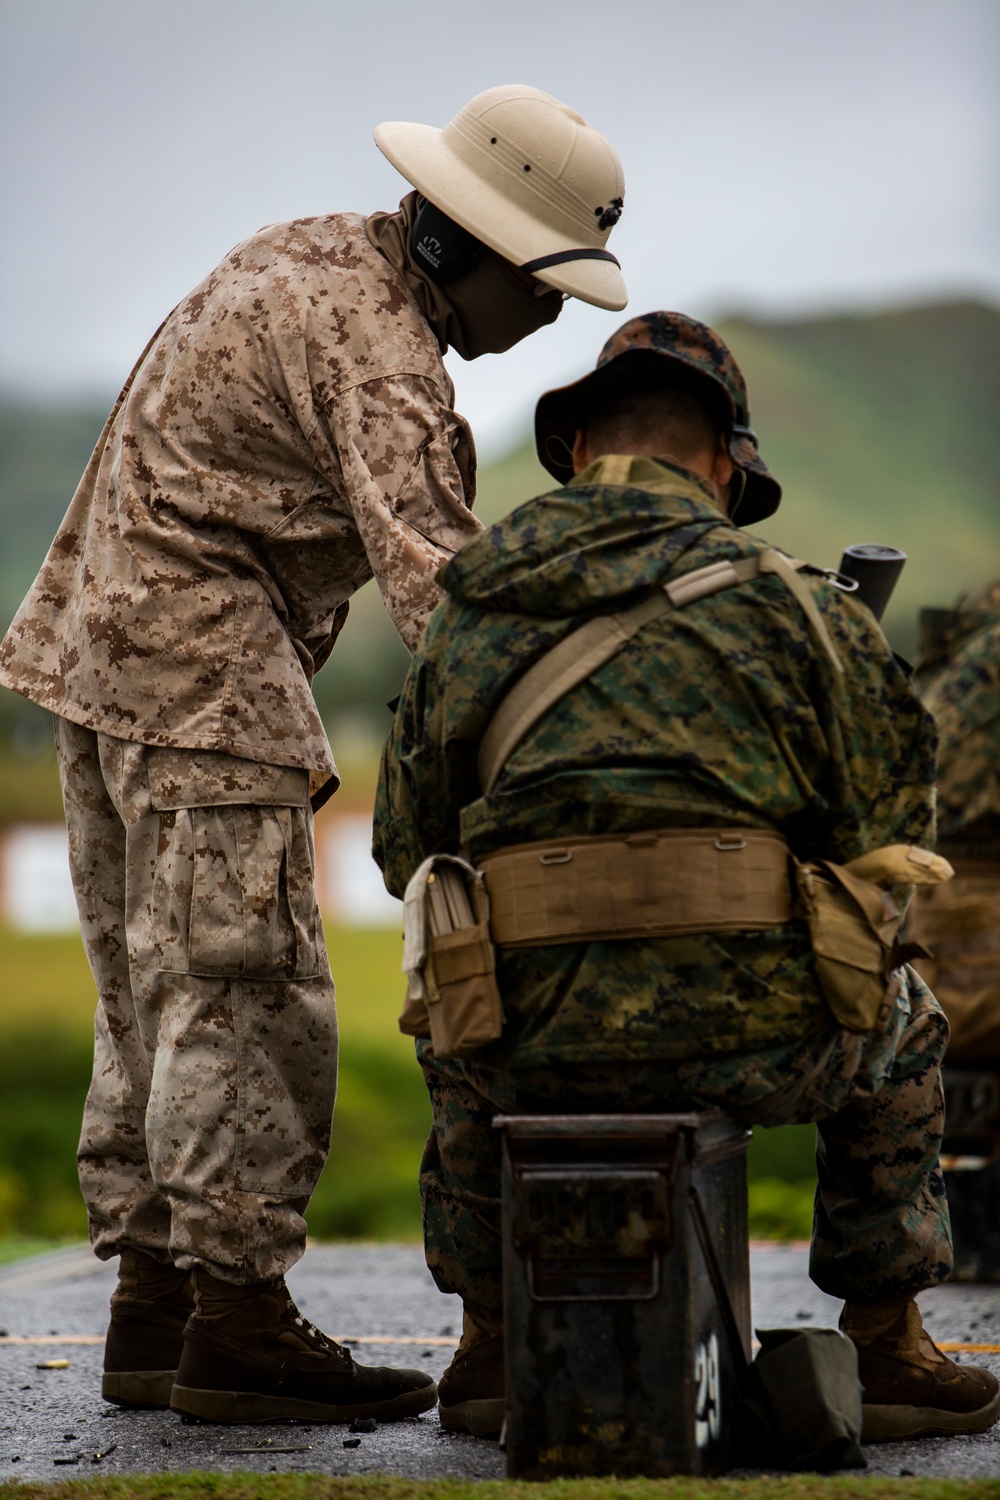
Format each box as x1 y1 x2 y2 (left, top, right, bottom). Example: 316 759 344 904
478 827 794 947
399 836 954 1055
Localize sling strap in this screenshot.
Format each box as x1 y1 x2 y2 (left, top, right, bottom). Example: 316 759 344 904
477 547 842 795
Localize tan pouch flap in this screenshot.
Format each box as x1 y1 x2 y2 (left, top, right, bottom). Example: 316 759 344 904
798 867 885 976
815 861 902 949
148 748 310 809
399 855 505 1056
843 844 954 888
796 859 905 1033
426 969 504 1057
398 989 431 1039
431 927 497 986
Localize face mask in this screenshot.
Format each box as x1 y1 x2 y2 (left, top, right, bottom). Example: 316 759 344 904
443 249 563 361
367 193 562 361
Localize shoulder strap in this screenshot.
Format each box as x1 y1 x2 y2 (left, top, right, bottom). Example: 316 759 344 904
477 548 838 796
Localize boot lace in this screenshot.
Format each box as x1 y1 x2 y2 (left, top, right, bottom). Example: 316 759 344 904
284 1294 352 1362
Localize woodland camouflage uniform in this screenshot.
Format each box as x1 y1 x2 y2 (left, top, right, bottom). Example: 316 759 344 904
374 453 952 1320
909 581 1000 1058
0 213 481 1281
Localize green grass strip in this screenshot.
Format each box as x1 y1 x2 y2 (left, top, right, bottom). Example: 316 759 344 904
2 1475 997 1500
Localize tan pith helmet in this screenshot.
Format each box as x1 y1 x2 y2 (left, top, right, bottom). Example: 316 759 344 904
375 84 627 311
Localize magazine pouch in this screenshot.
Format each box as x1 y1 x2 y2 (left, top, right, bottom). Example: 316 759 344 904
400 855 504 1058
795 844 952 1033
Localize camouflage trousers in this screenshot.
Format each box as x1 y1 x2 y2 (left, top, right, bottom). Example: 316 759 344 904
54 716 337 1284
418 967 952 1316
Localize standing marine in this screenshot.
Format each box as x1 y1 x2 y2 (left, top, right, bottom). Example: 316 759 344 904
0 84 627 1424
374 313 1000 1444
908 582 1000 1056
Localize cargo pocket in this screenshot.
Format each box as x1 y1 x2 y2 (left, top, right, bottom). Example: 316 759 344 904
147 748 321 980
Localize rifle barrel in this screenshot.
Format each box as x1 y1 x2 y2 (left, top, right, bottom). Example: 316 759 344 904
837 544 907 623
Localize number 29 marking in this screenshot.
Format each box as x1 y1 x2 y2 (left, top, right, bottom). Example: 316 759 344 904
694 1331 721 1448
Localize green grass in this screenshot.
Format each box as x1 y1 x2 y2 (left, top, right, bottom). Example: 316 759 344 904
0 1235 75 1266
0 922 429 1245
746 1126 816 1241
0 745 64 821
1 1475 995 1500
0 923 817 1249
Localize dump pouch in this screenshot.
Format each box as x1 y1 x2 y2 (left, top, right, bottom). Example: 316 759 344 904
400 855 504 1058
795 844 953 1033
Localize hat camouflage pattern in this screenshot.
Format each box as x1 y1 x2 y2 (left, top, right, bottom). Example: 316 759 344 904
534 310 782 525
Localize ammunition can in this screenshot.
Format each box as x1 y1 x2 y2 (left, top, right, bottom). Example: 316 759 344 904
498 1111 751 1478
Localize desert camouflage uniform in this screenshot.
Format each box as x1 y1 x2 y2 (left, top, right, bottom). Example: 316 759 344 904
0 213 479 776
909 582 1000 1057
374 454 951 1316
56 718 334 1279
0 214 481 1279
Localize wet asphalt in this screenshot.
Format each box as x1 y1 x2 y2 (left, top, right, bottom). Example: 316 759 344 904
2 1241 999 1484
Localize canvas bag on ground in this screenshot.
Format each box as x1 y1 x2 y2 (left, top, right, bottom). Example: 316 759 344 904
740 1327 866 1471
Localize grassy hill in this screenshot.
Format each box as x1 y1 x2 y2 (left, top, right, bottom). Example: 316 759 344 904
469 299 1000 657
718 300 1000 655
1 297 998 751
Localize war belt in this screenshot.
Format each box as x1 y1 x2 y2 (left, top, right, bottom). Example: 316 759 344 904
477 827 793 948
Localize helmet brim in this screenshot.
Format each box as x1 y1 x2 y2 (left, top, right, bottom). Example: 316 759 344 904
375 121 628 312
729 430 781 525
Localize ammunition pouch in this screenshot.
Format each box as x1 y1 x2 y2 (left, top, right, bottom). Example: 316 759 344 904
793 844 953 1034
400 855 504 1059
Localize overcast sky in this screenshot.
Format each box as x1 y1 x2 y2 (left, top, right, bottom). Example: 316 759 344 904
1 0 997 453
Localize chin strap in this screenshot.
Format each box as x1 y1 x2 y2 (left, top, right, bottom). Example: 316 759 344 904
520 248 621 274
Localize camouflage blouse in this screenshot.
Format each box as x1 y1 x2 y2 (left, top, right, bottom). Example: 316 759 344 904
375 455 937 1064
0 214 480 776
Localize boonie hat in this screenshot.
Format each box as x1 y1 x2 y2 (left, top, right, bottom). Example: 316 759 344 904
375 84 627 312
534 311 782 525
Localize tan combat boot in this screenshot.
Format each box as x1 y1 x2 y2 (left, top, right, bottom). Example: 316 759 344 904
841 1296 1000 1440
170 1268 436 1424
437 1303 505 1438
102 1247 195 1408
